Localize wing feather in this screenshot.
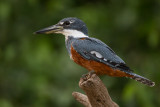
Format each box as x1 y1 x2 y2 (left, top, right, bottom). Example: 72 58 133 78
72 37 132 73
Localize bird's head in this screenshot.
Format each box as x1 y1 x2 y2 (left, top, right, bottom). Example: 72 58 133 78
34 17 88 38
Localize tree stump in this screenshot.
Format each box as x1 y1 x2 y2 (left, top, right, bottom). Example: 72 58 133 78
72 73 119 107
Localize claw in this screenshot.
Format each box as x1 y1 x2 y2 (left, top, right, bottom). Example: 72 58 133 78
81 71 96 80
82 73 88 78
89 71 96 75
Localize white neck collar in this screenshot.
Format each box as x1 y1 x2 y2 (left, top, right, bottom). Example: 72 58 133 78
60 29 88 40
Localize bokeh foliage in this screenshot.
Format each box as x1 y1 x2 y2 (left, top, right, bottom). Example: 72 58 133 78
0 0 160 107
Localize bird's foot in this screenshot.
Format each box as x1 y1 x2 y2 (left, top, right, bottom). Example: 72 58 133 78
81 71 96 80
89 71 96 75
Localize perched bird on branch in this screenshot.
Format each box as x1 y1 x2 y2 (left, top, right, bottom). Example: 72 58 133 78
34 17 155 87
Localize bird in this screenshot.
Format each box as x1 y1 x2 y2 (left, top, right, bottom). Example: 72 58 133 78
34 17 155 87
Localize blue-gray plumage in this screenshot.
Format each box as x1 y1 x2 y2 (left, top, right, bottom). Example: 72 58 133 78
34 17 155 87
70 37 131 72
67 36 125 69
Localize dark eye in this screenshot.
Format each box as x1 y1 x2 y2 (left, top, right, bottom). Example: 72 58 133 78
63 21 70 25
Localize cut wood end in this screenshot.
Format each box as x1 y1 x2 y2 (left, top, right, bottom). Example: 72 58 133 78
72 92 91 107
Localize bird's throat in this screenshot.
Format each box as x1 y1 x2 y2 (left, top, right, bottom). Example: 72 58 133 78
62 29 88 40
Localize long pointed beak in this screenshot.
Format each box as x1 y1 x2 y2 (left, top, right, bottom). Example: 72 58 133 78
34 24 63 34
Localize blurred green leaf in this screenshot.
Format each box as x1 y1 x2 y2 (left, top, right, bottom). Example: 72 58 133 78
0 2 11 20
0 99 13 107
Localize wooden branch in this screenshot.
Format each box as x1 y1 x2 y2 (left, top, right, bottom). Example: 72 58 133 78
72 73 119 107
72 92 91 107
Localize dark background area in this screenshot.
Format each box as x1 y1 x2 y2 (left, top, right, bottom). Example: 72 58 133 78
0 0 160 107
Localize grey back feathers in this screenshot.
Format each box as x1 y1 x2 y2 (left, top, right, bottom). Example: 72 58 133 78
70 37 132 72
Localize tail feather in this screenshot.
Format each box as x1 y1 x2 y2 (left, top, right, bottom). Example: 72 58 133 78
129 73 155 87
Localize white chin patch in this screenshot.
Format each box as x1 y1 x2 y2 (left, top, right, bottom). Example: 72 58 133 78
61 29 88 38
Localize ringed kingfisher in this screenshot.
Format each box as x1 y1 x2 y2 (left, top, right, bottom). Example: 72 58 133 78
34 17 155 87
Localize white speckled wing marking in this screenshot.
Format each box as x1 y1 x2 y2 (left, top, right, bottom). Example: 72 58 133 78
90 51 103 59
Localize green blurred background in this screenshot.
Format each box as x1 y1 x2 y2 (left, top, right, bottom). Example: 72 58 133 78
0 0 160 107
